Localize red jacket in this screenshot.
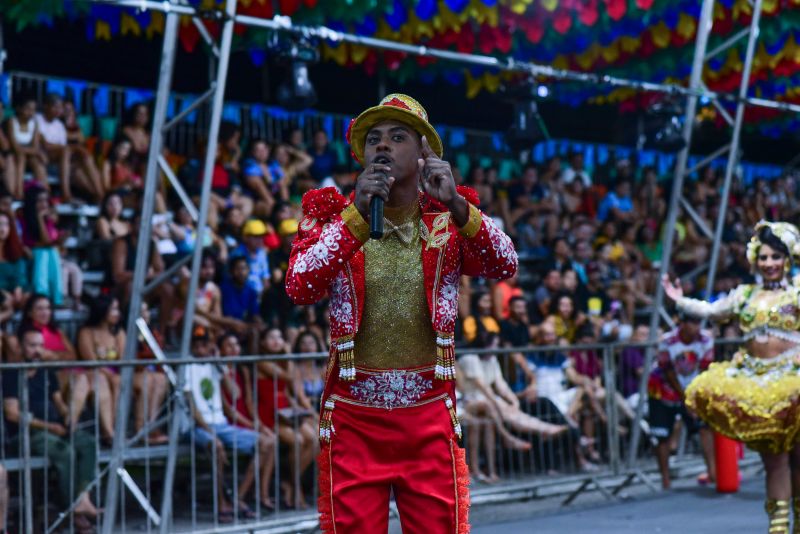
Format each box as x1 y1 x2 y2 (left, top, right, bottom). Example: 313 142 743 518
286 186 517 379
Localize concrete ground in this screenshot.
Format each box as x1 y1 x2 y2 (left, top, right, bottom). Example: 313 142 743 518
467 475 766 534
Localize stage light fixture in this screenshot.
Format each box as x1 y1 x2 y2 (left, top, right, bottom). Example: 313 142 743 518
500 80 549 151
275 39 319 111
641 99 687 153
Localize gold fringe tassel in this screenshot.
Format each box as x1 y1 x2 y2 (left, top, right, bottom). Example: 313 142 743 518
335 336 356 381
436 332 456 380
319 398 335 443
444 396 462 440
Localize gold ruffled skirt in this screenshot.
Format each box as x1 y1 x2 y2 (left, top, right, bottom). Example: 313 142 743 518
685 348 800 454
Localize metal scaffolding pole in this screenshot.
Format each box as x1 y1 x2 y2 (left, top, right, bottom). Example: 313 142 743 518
100 9 180 534
630 0 764 465
628 0 716 467
89 0 238 530
158 0 238 530
89 0 800 116
704 0 763 299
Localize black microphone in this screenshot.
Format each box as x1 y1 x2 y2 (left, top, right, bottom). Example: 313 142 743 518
369 170 387 239
370 196 384 239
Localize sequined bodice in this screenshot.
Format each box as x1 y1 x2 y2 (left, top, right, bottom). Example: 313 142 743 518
353 202 438 369
738 285 800 334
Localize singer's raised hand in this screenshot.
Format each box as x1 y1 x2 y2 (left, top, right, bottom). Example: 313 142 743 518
418 135 457 207
354 163 395 220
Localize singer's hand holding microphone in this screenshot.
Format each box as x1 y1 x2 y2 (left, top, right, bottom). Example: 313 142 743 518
354 161 394 239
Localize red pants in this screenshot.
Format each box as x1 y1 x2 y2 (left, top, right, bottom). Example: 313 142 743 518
318 368 470 534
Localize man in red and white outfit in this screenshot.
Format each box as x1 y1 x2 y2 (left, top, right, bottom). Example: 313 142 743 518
286 94 517 533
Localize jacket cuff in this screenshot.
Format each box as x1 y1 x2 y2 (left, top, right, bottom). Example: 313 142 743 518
341 204 369 243
457 203 482 239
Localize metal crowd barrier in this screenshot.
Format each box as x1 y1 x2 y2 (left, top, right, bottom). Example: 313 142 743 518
0 337 742 533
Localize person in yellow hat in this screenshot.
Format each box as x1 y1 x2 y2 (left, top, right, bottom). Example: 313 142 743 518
231 218 271 293
286 94 518 533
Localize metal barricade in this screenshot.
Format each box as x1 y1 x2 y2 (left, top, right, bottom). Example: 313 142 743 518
0 336 743 533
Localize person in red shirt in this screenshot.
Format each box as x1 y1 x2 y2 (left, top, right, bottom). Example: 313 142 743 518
286 94 517 533
647 313 716 489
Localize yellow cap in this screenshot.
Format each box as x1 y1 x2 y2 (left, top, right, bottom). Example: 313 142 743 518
242 219 268 236
278 218 299 237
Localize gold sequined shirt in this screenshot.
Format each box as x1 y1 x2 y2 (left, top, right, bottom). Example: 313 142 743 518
353 202 438 369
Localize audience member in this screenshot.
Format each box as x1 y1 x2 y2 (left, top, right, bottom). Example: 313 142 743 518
256 327 317 510
96 191 130 240
0 211 28 307
102 137 142 196
532 269 562 323
271 143 313 201
21 172 65 308
187 251 250 340
110 213 176 337
218 120 242 175
547 293 583 344
120 103 151 174
597 180 634 223
292 330 326 411
242 139 279 216
461 290 500 345
217 331 277 511
183 325 272 523
619 323 650 411
220 255 262 332
36 94 102 202
458 330 566 482
62 99 104 199
3 327 100 532
131 300 170 443
491 272 523 320
76 295 128 445
562 150 592 188
307 129 337 183
232 219 270 294
261 218 297 334
6 96 46 193
0 101 19 199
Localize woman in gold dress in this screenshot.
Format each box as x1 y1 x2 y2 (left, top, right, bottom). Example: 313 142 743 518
663 221 800 533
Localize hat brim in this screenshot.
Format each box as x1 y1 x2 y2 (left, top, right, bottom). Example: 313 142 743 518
349 105 443 165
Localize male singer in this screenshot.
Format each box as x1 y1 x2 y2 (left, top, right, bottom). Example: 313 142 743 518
286 94 518 533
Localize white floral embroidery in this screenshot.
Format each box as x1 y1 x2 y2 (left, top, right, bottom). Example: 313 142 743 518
293 220 344 274
330 271 354 326
483 214 518 268
436 271 460 330
350 370 433 409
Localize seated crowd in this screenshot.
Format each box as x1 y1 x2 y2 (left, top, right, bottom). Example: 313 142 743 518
0 91 795 526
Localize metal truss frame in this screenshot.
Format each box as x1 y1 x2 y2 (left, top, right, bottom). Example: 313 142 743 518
91 1 239 533
28 0 777 529
630 0 765 465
